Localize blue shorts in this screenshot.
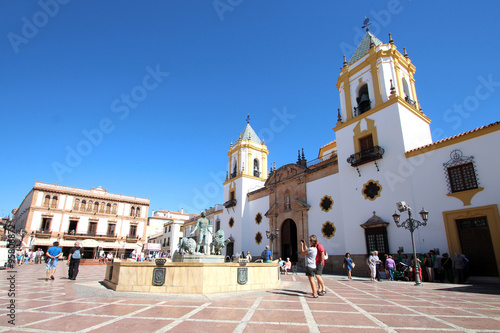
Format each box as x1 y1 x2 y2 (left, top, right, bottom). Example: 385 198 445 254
46 258 58 269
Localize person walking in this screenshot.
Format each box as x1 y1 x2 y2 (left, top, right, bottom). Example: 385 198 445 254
441 253 453 283
374 251 382 281
45 241 63 281
368 251 377 281
300 237 318 298
343 252 354 280
67 241 82 280
246 251 252 262
385 255 396 281
311 235 327 296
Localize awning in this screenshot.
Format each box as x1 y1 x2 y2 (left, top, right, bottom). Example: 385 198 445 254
122 243 143 250
80 239 101 247
33 239 54 246
100 242 121 249
60 241 77 247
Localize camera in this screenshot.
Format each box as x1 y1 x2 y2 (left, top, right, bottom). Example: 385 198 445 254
300 239 305 243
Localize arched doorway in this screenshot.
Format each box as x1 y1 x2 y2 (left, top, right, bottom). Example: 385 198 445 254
281 219 298 263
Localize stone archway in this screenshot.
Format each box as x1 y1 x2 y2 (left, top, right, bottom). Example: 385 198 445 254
280 219 298 263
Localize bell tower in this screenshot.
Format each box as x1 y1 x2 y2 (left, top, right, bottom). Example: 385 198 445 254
334 29 433 155
223 119 269 205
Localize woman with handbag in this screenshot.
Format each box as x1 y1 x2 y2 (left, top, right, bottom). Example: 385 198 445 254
343 252 354 280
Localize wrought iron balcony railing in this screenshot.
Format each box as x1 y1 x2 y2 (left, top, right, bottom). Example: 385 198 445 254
347 146 385 167
223 199 237 209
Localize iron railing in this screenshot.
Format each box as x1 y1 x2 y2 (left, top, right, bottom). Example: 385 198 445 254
347 145 384 167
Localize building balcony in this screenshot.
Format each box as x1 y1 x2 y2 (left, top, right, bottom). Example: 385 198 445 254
347 145 385 167
223 199 237 209
63 231 118 241
35 230 52 238
126 235 139 243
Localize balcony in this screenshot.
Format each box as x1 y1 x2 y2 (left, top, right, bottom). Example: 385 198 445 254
347 145 385 167
223 199 237 209
35 229 52 238
126 235 139 243
63 231 118 241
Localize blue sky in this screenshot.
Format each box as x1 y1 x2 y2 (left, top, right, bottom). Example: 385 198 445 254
1 1 499 217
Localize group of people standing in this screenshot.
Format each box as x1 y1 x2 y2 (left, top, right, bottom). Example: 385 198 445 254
15 248 44 265
301 235 327 298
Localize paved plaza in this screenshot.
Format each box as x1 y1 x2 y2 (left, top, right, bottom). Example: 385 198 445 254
1 264 500 333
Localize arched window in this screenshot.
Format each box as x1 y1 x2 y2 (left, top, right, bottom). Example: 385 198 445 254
44 195 50 207
93 202 99 212
130 206 135 217
87 201 93 212
73 199 80 210
136 207 141 217
51 196 58 208
356 83 371 115
112 203 117 214
106 203 111 214
402 78 416 107
100 202 105 213
80 200 87 211
253 158 260 177
231 159 237 178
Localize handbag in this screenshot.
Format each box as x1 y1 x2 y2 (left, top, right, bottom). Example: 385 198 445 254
352 262 356 268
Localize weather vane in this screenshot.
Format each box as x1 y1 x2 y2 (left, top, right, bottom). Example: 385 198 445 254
362 17 371 31
246 114 250 124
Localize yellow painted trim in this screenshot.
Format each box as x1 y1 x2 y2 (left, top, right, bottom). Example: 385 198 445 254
447 188 484 206
352 118 379 153
344 79 353 121
334 95 430 132
442 204 500 277
369 59 382 106
362 180 382 201
405 123 500 158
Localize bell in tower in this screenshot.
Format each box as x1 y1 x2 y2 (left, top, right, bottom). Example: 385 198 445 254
356 84 371 115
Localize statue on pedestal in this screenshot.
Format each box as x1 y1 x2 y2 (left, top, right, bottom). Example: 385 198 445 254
191 212 211 255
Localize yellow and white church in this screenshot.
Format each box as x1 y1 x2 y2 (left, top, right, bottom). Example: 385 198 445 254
217 29 500 277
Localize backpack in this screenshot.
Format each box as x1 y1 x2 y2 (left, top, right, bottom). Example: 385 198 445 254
261 249 268 260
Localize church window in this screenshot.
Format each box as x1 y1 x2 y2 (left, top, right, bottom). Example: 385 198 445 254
321 221 336 239
362 180 382 201
231 159 237 178
320 195 333 212
229 217 234 228
444 150 479 193
355 83 371 115
255 213 262 225
255 232 263 245
402 78 416 107
253 158 260 177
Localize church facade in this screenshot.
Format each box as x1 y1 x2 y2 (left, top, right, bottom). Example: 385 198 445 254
218 30 500 277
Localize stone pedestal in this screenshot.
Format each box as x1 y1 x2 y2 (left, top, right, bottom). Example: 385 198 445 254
172 253 225 263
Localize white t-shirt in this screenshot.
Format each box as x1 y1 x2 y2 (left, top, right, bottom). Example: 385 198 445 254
305 247 317 269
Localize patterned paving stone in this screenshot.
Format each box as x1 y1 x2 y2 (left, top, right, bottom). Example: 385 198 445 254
1 264 499 333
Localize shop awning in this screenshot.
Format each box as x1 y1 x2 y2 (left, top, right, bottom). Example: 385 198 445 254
122 243 143 250
80 239 101 247
100 242 121 249
33 239 54 246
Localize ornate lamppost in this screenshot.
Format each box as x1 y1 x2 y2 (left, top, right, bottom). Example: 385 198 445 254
266 228 279 257
392 201 429 286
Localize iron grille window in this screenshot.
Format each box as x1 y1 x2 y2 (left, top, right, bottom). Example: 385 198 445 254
447 162 478 193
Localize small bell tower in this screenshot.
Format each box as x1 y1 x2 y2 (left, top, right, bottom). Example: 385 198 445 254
334 23 432 155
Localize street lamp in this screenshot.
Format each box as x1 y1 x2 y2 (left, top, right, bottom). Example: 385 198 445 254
392 201 429 286
266 228 279 256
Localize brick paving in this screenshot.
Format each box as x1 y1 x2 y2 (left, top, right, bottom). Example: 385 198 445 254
1 264 500 332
